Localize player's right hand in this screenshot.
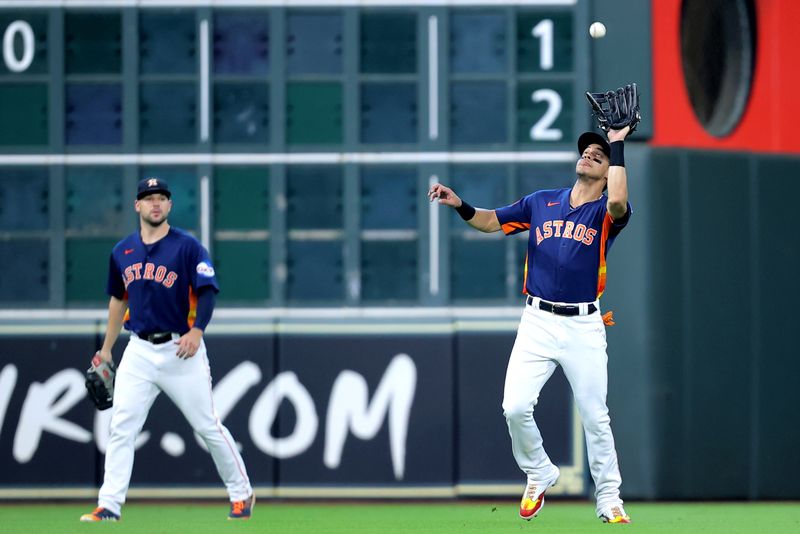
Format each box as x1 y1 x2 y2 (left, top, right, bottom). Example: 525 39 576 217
428 183 462 208
96 349 114 365
175 328 203 359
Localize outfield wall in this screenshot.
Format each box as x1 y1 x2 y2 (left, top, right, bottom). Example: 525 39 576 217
2 145 800 502
602 147 800 501
0 316 588 499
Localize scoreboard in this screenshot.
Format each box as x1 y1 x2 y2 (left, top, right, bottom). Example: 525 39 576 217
0 0 591 308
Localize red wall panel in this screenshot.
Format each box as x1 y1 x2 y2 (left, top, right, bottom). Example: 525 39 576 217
652 0 799 153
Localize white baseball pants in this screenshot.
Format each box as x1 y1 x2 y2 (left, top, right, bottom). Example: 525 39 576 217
98 335 252 515
502 300 624 513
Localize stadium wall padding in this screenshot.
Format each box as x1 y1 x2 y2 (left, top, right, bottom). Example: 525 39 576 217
0 329 582 498
604 145 800 500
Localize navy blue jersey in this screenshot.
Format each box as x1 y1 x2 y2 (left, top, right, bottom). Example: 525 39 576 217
495 187 631 303
106 227 219 335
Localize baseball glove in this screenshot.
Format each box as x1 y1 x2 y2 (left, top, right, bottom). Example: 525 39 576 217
586 83 641 134
85 353 116 411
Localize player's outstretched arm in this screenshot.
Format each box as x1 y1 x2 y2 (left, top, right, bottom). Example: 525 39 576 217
428 183 501 233
466 208 501 233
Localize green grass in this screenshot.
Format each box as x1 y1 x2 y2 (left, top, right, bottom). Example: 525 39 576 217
0 501 798 533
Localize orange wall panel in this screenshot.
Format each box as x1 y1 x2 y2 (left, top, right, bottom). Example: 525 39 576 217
652 0 800 153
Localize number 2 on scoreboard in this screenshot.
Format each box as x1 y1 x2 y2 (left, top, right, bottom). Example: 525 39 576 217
529 89 563 141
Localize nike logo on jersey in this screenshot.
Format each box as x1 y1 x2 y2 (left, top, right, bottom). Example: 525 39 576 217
124 248 134 255
535 219 597 246
547 201 560 207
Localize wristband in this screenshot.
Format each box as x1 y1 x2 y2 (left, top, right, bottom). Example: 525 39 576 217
455 201 476 221
610 140 625 167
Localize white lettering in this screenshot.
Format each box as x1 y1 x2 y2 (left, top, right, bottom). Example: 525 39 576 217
161 432 185 456
324 354 417 480
249 372 318 459
0 365 18 440
13 369 92 463
3 356 418 474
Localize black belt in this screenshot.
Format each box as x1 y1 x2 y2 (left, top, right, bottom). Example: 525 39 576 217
526 296 597 316
138 332 174 345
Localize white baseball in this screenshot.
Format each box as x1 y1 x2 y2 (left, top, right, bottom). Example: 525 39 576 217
589 22 606 39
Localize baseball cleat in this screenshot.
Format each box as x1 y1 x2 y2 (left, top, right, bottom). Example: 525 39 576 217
79 507 120 522
519 466 560 520
228 493 255 520
599 505 631 524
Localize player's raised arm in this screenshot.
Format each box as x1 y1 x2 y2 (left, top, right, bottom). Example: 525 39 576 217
605 126 630 221
428 183 501 233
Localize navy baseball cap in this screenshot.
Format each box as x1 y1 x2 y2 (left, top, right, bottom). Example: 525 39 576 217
137 177 171 199
577 131 611 158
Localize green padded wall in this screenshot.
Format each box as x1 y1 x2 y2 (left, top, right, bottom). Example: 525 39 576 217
605 146 800 500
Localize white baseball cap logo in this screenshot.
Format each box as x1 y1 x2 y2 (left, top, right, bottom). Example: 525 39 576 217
147 178 158 187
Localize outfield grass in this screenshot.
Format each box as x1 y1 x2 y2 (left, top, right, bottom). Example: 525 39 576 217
0 501 798 533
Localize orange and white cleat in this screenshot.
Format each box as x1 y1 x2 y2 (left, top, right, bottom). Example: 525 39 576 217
79 506 120 522
599 504 631 524
228 493 255 520
519 467 560 520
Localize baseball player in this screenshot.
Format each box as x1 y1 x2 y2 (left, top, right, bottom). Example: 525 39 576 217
429 127 632 523
80 178 254 522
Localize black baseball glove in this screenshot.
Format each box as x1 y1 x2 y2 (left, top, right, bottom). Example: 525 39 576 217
85 353 116 411
586 83 641 134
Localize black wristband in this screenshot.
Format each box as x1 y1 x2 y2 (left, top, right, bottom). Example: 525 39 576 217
455 200 476 221
610 140 625 167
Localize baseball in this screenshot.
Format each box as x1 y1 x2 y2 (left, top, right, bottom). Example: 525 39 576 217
589 22 606 39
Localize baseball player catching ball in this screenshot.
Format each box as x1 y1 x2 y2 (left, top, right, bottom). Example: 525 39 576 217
429 126 633 524
80 178 253 522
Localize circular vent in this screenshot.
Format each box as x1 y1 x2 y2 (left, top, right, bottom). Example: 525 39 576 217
680 0 756 137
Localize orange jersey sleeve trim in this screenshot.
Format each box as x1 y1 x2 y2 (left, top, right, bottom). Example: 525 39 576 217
187 287 197 329
122 290 130 323
501 221 531 235
522 253 529 295
596 213 614 298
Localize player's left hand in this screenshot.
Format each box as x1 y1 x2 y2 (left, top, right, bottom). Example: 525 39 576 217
586 83 641 135
607 126 630 142
175 328 203 359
